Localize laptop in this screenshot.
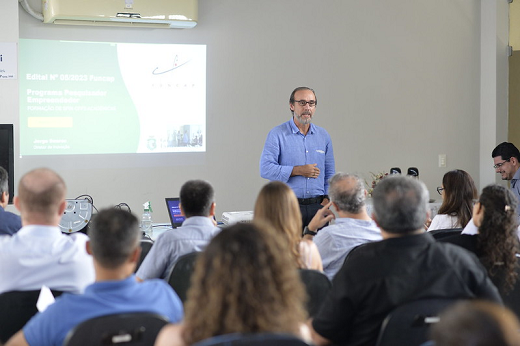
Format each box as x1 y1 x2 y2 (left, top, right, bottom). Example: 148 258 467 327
165 197 186 228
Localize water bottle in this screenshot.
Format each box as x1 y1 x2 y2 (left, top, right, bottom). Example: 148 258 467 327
142 201 153 238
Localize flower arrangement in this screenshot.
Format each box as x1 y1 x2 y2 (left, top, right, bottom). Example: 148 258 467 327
366 171 389 197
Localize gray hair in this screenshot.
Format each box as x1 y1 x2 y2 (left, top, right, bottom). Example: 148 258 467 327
328 173 365 213
0 166 8 196
88 208 140 269
372 176 429 234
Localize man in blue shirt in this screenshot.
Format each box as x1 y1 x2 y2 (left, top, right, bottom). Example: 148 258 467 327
0 166 21 235
260 87 335 228
492 142 520 218
6 208 183 346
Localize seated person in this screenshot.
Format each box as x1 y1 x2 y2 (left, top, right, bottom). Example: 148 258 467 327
254 181 322 270
0 166 21 235
430 300 520 346
155 222 309 346
309 176 502 346
6 208 183 346
303 173 382 280
0 168 94 294
136 180 220 281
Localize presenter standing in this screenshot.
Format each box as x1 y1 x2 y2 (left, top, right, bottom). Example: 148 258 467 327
260 87 335 229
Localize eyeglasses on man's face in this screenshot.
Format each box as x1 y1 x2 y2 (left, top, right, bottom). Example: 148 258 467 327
436 187 444 195
294 100 317 107
493 158 510 169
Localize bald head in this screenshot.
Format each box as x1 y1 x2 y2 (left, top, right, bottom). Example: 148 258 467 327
16 168 66 224
329 173 366 213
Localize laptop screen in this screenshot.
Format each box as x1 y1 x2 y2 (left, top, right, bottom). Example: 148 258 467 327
165 198 186 228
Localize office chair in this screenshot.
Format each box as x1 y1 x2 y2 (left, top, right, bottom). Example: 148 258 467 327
63 312 168 346
168 251 200 303
298 269 332 317
375 298 459 346
0 289 64 343
192 332 310 346
135 236 154 273
429 228 463 240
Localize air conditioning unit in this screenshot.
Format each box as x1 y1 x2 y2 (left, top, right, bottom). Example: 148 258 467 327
42 0 197 29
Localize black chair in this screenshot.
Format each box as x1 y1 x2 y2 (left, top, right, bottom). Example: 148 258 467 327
192 333 310 346
0 289 64 343
375 298 459 346
135 236 154 273
429 228 463 240
168 251 200 303
298 269 332 317
63 312 168 346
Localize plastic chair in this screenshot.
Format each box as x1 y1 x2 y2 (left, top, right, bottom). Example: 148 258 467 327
0 289 64 343
429 228 463 240
63 312 168 346
167 251 200 303
192 332 310 346
135 236 154 273
298 269 332 317
375 298 459 346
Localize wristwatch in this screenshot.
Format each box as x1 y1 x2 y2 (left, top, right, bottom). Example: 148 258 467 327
303 226 317 236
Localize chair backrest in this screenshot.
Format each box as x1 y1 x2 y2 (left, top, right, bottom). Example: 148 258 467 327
135 237 154 273
0 289 64 343
298 269 332 317
63 312 168 346
192 333 310 346
375 298 459 346
168 251 200 303
429 228 463 240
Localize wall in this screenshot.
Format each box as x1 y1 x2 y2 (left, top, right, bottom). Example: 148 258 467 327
1 1 508 221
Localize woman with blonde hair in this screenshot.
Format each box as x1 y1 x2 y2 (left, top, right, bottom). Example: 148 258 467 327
155 222 309 346
254 181 322 270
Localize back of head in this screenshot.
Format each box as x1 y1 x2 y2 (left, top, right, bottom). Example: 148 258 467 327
182 222 307 344
179 180 214 218
253 181 302 266
329 173 366 213
438 169 477 228
372 176 428 234
477 184 519 290
430 300 520 346
492 142 520 160
18 168 66 221
0 166 8 197
87 208 140 269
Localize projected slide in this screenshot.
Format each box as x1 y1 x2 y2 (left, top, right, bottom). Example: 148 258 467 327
19 39 206 156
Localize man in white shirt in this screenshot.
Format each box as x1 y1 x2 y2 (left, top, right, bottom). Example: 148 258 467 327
136 180 220 281
303 173 381 280
0 168 94 294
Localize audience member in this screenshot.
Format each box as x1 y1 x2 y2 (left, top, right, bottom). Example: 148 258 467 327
254 181 322 270
136 180 220 281
492 142 520 218
428 169 477 231
430 300 520 346
441 184 520 312
155 222 308 346
309 176 502 346
6 208 183 346
303 173 381 280
0 168 94 294
0 166 21 235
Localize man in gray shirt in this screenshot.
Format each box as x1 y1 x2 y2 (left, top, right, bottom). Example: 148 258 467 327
136 180 220 281
303 173 381 280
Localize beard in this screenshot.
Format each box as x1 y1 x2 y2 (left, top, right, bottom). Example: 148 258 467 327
295 111 312 125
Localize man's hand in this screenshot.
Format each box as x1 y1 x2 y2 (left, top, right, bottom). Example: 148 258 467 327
292 164 320 178
307 201 335 234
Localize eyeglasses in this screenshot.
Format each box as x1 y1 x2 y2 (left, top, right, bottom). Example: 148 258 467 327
294 100 317 107
436 187 444 195
493 158 510 169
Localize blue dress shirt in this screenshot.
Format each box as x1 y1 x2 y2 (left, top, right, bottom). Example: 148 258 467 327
260 119 335 198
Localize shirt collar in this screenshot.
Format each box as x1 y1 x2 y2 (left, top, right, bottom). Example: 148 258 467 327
288 118 316 135
18 224 62 236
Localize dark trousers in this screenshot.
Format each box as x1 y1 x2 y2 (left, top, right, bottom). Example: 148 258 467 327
300 202 323 230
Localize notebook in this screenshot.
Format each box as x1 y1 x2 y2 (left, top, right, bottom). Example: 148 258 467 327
165 197 186 228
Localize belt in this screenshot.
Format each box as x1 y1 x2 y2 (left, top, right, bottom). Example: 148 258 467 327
298 196 323 205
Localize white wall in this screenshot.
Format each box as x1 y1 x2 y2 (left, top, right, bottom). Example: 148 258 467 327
2 0 509 221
